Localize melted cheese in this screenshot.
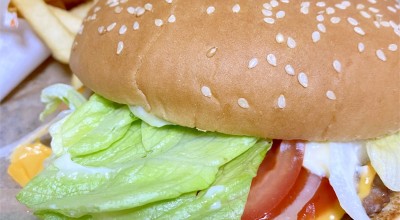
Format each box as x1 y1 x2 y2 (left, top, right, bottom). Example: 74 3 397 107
358 163 376 199
7 143 52 186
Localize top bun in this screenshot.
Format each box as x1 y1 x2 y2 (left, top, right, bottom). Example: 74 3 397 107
70 0 400 141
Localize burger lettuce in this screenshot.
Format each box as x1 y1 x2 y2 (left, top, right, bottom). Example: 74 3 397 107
17 84 271 219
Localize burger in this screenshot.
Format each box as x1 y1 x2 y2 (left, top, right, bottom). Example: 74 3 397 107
17 0 399 219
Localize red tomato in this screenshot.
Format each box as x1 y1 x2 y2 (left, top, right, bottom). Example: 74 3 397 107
242 140 305 220
267 169 322 219
298 178 345 220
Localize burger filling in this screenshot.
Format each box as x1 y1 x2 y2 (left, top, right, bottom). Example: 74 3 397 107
15 84 400 219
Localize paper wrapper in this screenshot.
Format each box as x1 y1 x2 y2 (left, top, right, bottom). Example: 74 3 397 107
0 19 51 102
0 58 71 219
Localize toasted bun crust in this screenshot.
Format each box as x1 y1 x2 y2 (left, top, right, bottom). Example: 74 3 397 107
70 0 400 141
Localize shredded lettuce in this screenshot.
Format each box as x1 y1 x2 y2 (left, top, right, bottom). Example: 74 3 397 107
367 132 400 191
40 84 86 120
17 92 271 219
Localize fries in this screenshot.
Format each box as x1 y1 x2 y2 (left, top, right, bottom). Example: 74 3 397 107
48 5 82 34
11 0 74 63
70 1 94 19
11 0 92 65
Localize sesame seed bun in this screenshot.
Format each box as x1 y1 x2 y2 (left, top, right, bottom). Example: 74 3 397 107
70 0 399 141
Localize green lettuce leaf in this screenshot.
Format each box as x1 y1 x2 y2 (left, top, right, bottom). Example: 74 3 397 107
40 84 86 120
367 132 400 191
18 93 271 219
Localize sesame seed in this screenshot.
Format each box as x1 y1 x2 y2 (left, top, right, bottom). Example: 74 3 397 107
144 3 153 11
360 11 371 18
347 17 359 26
127 7 136 14
206 47 217 58
333 60 342 73
248 58 259 69
326 91 336 100
335 3 346 10
114 6 123 13
264 17 275 24
267 54 277 66
109 2 119 7
93 6 101 13
316 2 326 7
394 29 400 37
165 0 172 3
301 2 310 7
388 44 398 51
238 98 249 109
326 7 335 14
276 11 285 19
281 0 289 3
387 6 397 13
232 4 241 13
330 17 341 24
262 9 273 16
285 64 295 75
276 33 285 43
376 49 387 61
117 41 124 55
119 25 127 35
77 25 84 35
369 7 379 13
373 21 381 28
287 37 296 48
358 42 365 52
136 7 145 16
354 27 366 36
201 86 212 97
368 0 376 4
263 3 272 10
88 14 97 21
120 0 128 3
270 0 279 7
343 1 351 7
356 4 365 10
312 31 321 43
389 20 397 29
316 14 324 22
278 95 286 109
97 26 105 34
155 19 163 27
300 6 309 14
206 6 215 14
133 21 139 30
317 23 326 33
168 15 176 23
380 21 390 27
298 72 308 88
107 22 117 31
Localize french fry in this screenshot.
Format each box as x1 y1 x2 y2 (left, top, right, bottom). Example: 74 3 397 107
11 0 74 63
48 5 82 34
70 0 93 19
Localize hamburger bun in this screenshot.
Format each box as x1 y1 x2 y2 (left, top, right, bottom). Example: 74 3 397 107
70 0 400 141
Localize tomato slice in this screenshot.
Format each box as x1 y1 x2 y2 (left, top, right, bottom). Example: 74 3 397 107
242 140 305 220
298 178 345 220
267 169 322 219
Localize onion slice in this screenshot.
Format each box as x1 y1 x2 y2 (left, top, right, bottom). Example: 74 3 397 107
274 170 321 220
329 143 369 220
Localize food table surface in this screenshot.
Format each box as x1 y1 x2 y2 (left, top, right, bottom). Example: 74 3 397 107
0 58 71 219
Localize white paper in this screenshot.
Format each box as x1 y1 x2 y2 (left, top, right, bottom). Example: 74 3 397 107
0 19 50 101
